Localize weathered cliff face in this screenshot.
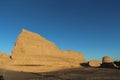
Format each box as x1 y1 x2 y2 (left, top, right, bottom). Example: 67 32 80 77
0 52 11 65
12 29 58 59
11 29 86 67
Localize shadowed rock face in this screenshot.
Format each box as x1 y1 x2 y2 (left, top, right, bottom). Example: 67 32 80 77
101 63 116 68
11 29 86 67
114 61 120 69
114 61 120 66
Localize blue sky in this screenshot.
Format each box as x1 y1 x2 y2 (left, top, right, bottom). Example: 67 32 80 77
0 0 120 60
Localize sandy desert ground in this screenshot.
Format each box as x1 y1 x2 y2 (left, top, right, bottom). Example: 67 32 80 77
0 67 120 80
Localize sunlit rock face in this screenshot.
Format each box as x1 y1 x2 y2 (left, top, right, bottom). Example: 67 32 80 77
101 56 116 68
11 29 86 67
89 60 101 67
102 56 113 63
0 52 11 65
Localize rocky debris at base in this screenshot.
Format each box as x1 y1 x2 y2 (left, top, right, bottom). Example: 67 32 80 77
114 61 120 69
88 56 119 69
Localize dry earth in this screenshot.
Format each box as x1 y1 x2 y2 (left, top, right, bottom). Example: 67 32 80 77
0 67 120 80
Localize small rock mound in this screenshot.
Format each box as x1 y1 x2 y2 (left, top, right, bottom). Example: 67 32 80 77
101 56 116 68
102 56 113 63
89 60 101 67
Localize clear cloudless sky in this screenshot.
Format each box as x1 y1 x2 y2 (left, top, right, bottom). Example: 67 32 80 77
0 0 120 60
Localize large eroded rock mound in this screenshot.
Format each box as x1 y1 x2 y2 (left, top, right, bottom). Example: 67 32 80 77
11 29 86 67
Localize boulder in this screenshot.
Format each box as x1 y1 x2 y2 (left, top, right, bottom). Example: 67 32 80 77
11 29 86 67
89 60 101 67
101 56 116 68
114 61 120 69
102 56 113 63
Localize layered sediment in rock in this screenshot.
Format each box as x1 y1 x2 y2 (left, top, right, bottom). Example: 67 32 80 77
11 29 86 67
101 56 117 68
0 52 11 65
102 56 113 63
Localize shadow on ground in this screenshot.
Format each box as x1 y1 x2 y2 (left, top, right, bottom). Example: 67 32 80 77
80 63 89 67
0 66 120 80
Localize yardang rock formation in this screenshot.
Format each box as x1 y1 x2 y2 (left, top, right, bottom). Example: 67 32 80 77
89 60 101 67
10 29 86 68
0 29 119 72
